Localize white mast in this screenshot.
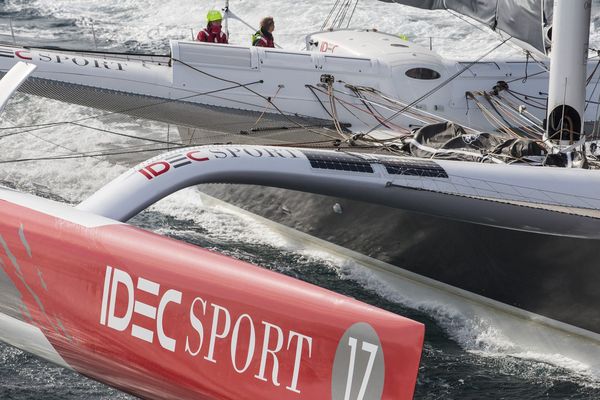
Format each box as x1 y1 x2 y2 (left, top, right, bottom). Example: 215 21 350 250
223 0 230 39
545 0 592 162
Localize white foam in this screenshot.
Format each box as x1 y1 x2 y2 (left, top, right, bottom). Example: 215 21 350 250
288 244 600 380
20 0 568 58
150 188 293 247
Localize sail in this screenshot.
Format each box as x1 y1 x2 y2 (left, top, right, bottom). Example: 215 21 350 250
378 0 553 54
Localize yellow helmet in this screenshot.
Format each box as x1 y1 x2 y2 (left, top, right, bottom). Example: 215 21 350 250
207 10 223 23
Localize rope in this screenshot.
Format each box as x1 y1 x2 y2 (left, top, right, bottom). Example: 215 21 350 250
252 85 284 128
327 80 350 140
363 37 512 136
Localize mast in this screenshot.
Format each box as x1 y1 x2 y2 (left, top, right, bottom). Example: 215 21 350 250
544 0 592 162
223 0 230 39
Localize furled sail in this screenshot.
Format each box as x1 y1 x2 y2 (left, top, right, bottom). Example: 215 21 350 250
377 0 553 55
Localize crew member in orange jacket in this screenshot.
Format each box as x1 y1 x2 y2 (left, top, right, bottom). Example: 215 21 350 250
197 10 228 44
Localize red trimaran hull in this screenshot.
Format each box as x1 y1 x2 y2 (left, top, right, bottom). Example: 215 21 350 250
0 191 423 399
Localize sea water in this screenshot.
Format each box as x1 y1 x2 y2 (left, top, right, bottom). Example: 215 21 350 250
1 0 600 398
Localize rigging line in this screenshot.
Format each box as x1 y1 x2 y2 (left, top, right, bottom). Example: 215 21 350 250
309 84 419 129
587 57 600 85
272 139 344 148
306 85 334 118
327 87 372 128
485 96 535 130
586 60 600 112
495 95 545 127
0 119 181 146
0 145 189 165
327 82 349 139
0 81 264 138
31 142 170 164
592 84 600 139
333 0 353 29
445 9 524 54
252 85 283 129
505 70 547 84
522 51 530 83
0 121 64 131
346 0 360 28
446 9 491 36
173 58 338 138
330 1 347 29
347 86 448 126
78 142 172 154
481 105 525 138
24 129 101 160
489 92 545 125
364 37 511 135
331 1 345 28
321 0 343 30
503 90 547 109
68 122 186 146
471 97 513 134
351 88 402 130
348 87 391 128
343 83 449 125
324 82 442 125
524 50 550 72
339 0 358 28
488 99 544 138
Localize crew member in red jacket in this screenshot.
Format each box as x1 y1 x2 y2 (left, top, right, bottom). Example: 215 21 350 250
197 10 228 44
252 17 275 48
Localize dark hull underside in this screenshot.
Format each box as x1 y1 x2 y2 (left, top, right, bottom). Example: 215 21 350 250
199 183 600 335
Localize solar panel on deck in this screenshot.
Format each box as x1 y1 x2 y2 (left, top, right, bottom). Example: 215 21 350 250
302 150 374 173
381 158 448 178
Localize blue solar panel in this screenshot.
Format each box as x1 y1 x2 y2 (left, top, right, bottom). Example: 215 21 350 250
302 151 374 173
380 158 448 178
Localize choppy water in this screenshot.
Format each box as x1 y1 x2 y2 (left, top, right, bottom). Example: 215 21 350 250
1 0 600 399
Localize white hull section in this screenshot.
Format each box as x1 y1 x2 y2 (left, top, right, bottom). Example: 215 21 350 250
79 145 600 238
1 30 597 136
0 313 70 369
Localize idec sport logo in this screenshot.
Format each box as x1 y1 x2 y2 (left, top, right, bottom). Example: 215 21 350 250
0 47 127 71
100 266 182 351
137 150 209 180
137 147 300 180
99 266 314 395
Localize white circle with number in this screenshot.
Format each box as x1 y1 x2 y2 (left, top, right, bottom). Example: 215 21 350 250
331 322 385 400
